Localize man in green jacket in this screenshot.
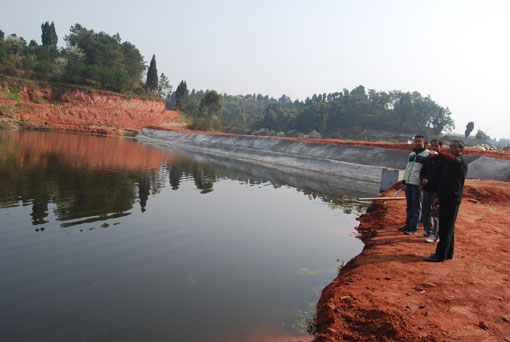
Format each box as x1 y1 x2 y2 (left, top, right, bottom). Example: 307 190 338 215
398 135 429 235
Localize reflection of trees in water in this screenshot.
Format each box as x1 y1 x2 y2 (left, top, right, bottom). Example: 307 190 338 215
164 155 366 214
166 157 270 194
166 158 218 194
0 141 222 226
138 175 151 212
0 145 165 225
166 157 291 195
137 171 165 212
53 170 140 220
31 196 50 225
0 134 365 227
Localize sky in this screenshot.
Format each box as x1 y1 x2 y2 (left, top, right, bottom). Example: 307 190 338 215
1 0 509 139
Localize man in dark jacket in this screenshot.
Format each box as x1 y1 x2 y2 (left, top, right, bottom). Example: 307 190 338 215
418 139 445 242
424 140 468 262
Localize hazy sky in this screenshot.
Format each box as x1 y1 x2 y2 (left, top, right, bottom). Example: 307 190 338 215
2 0 509 139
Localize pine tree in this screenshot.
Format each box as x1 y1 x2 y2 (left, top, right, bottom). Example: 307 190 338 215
174 80 189 110
146 54 158 92
48 22 58 48
41 22 50 47
41 21 57 48
0 30 4 41
198 90 222 118
465 121 474 138
157 73 171 98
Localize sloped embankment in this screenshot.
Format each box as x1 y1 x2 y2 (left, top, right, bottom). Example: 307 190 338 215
0 79 183 135
139 128 510 185
313 179 510 341
139 128 410 184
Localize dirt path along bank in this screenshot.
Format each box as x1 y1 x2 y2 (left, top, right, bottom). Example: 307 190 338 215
314 179 510 342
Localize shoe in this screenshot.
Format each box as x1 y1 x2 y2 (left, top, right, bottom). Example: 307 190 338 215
417 232 428 238
398 226 407 231
424 254 444 262
446 255 453 260
404 230 417 235
426 234 438 243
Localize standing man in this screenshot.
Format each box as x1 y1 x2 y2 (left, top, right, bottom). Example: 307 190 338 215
418 139 445 242
398 135 429 235
424 140 468 262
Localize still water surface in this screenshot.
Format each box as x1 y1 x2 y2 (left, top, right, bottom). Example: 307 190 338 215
0 130 366 342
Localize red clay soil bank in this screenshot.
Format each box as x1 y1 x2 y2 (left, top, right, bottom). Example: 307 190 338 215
313 179 510 342
0 80 184 135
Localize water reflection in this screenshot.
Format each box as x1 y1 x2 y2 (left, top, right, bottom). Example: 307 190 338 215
0 130 366 342
157 145 380 214
168 157 218 194
0 131 171 225
0 130 373 227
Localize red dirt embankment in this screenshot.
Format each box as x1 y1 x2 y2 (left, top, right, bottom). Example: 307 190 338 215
0 79 184 135
314 179 510 342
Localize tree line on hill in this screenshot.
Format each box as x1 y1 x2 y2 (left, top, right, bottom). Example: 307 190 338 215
3 22 501 142
169 84 503 143
168 81 456 140
0 22 169 96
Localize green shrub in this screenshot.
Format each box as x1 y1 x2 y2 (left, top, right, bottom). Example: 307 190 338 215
9 85 23 93
188 116 223 131
1 103 16 114
36 97 50 104
133 86 145 96
36 97 61 105
336 259 345 274
5 91 22 101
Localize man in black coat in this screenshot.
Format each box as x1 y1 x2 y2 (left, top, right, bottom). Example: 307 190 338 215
424 140 468 262
418 139 445 242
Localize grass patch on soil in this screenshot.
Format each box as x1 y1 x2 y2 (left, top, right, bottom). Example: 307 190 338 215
9 85 23 93
36 97 50 104
1 103 16 114
4 91 22 101
3 75 162 101
36 97 62 105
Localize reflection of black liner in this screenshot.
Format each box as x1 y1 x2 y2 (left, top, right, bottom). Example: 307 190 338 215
139 128 413 184
146 141 381 201
60 212 130 228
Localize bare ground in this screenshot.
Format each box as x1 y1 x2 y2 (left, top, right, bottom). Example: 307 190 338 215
313 179 510 342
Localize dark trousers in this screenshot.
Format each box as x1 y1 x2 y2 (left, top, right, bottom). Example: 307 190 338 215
422 190 439 235
404 184 422 232
435 200 460 259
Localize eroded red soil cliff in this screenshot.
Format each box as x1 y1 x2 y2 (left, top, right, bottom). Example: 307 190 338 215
0 79 183 135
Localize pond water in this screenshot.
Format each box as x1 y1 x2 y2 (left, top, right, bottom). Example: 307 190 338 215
0 130 367 342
